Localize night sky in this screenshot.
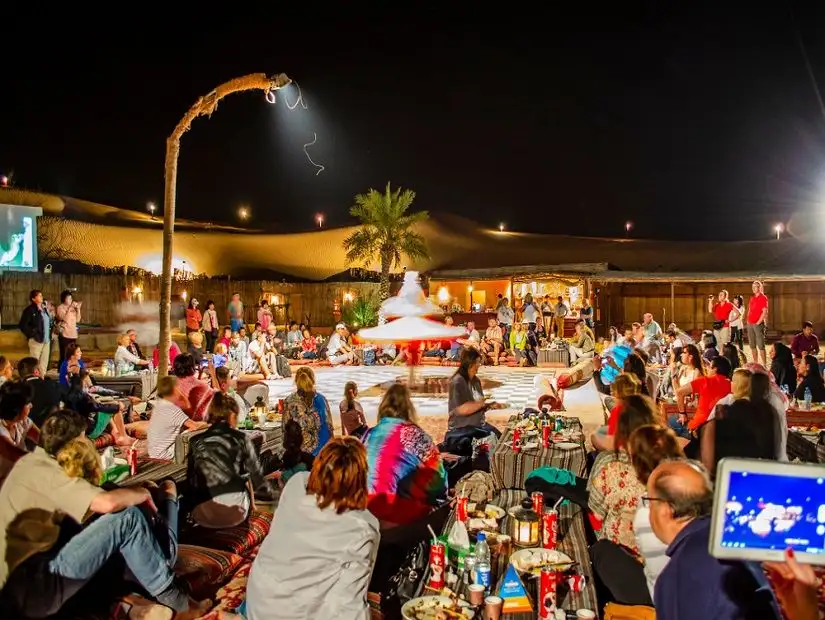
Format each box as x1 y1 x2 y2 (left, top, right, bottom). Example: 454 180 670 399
2 6 825 241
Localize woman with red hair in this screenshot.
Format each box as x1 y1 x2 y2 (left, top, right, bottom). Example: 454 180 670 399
246 437 379 619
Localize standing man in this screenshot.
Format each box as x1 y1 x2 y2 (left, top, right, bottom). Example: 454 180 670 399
746 281 769 366
553 295 569 339
496 297 514 347
18 290 52 375
228 292 245 334
707 289 738 349
580 298 594 331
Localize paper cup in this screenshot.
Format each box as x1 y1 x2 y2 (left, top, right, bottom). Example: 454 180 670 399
484 595 502 620
468 584 485 606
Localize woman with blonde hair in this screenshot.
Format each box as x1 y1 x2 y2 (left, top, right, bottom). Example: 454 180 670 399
56 436 104 485
114 333 149 373
246 437 379 620
592 372 641 452
283 366 334 456
363 384 447 526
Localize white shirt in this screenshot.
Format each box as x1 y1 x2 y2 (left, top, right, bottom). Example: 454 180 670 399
522 303 538 324
497 305 514 326
466 329 480 343
730 307 744 329
634 504 669 599
246 472 379 620
147 399 190 460
326 333 344 357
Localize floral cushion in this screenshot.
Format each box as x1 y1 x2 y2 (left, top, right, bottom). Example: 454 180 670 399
174 544 245 600
200 559 254 620
181 510 273 557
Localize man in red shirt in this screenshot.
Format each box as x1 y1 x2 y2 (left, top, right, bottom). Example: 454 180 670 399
746 280 769 365
707 289 739 351
791 321 820 360
669 356 732 439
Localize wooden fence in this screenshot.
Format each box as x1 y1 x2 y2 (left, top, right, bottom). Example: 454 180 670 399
0 273 380 329
598 281 825 335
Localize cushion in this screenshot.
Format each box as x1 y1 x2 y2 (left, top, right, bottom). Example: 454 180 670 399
93 433 115 450
126 420 149 439
200 559 254 620
174 544 245 599
181 510 273 556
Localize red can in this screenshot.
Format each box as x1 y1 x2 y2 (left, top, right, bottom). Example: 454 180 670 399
567 573 586 593
126 447 138 476
541 424 551 448
456 496 469 523
531 491 545 516
427 541 446 590
542 509 558 550
512 427 522 453
538 566 557 619
278 398 285 413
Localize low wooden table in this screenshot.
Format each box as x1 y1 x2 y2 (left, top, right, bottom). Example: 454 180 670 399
491 415 586 491
537 348 570 368
91 371 157 399
430 489 599 616
786 407 825 427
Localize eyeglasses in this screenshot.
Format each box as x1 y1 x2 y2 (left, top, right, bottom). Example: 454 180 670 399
641 495 670 508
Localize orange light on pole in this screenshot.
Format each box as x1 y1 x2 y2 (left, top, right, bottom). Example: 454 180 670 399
316 213 324 228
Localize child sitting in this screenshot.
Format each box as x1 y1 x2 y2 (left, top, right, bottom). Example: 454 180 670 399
339 381 368 438
278 418 314 485
148 375 208 460
300 328 317 359
212 342 229 369
188 331 205 367
0 381 39 486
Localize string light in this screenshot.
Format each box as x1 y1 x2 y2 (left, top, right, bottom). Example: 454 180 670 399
265 89 277 104
303 132 325 175
285 82 308 110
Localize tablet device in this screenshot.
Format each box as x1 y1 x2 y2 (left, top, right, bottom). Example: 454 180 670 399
710 457 825 565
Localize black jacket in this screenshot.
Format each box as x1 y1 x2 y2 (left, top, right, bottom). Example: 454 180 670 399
19 303 49 343
25 377 63 428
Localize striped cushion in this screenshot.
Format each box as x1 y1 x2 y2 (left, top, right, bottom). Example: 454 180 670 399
181 510 273 557
174 544 245 599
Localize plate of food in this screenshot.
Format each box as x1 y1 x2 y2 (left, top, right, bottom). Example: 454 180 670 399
510 548 574 576
466 502 506 532
401 596 471 620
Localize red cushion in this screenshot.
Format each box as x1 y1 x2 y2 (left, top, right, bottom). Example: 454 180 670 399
174 544 245 599
93 433 115 450
181 510 273 557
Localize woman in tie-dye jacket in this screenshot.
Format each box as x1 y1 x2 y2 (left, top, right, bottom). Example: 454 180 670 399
363 384 448 526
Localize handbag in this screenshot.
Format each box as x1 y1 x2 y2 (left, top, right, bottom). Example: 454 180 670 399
380 540 428 619
712 320 725 330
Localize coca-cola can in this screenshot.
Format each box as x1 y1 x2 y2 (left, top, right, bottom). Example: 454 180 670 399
542 509 558 550
126 448 138 476
456 496 469 522
427 541 446 591
541 424 551 448
567 573 586 593
531 491 545 516
538 566 557 619
512 427 522 453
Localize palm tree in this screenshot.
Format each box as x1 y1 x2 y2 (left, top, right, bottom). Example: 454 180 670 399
343 183 429 300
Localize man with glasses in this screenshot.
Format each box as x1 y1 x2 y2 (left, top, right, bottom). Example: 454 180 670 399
646 460 780 620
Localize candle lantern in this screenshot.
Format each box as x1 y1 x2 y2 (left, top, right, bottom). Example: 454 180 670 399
511 498 540 547
254 396 268 427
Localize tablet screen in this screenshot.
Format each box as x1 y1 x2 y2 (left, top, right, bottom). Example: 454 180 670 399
720 470 825 556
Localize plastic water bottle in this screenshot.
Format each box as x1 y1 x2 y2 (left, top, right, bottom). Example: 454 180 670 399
147 360 154 374
804 387 812 411
474 532 491 593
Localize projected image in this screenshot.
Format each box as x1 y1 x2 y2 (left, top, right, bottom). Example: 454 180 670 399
721 471 825 555
0 206 38 271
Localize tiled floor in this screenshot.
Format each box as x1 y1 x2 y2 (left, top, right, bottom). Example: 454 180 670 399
262 364 607 442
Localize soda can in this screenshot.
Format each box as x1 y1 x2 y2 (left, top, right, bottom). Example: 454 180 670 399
512 428 522 453
538 566 557 619
126 447 138 476
456 496 469 523
531 491 545 516
542 509 558 550
278 398 285 413
541 424 551 448
567 573 586 593
427 541 446 590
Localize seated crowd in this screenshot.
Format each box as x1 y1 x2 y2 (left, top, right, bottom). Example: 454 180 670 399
0 302 822 619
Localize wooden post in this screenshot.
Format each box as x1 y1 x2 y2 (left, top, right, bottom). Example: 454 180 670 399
671 281 675 327
158 73 291 377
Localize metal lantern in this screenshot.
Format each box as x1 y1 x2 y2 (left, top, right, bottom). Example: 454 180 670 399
254 396 267 427
511 498 540 547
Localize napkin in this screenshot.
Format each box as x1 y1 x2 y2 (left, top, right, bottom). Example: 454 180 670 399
447 519 471 553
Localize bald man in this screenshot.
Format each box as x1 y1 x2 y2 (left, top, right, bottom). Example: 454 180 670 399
647 461 781 620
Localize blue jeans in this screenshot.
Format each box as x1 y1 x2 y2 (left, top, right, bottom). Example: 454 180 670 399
230 318 244 333
667 413 692 439
49 498 179 598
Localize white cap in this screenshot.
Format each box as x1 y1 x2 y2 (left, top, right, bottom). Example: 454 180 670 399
335 323 346 330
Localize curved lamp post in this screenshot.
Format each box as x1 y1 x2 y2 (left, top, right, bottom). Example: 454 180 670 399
158 73 291 376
